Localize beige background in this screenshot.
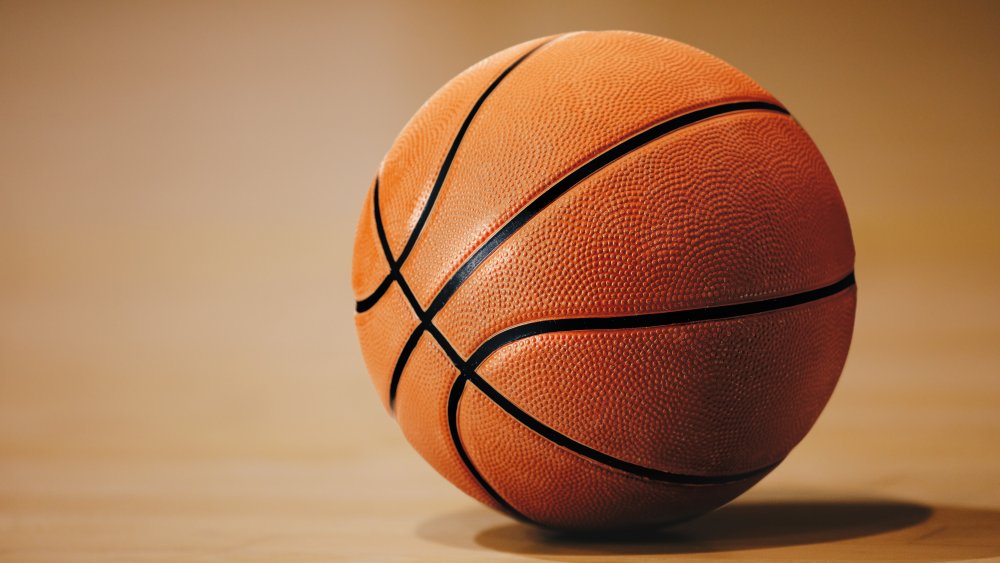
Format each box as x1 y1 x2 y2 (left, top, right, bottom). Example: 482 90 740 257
2 1 999 560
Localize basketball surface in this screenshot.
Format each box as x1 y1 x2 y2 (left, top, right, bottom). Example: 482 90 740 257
352 30 855 531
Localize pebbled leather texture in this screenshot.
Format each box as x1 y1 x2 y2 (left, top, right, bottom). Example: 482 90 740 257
352 30 856 530
393 31 779 310
459 385 772 531
353 282 420 412
356 35 555 282
394 334 503 512
350 178 391 300
437 110 854 357
476 289 856 478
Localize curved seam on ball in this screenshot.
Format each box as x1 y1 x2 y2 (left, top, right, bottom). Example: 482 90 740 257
466 272 857 369
421 101 790 321
385 101 791 410
368 101 813 517
447 376 538 525
421 320 779 486
354 37 557 314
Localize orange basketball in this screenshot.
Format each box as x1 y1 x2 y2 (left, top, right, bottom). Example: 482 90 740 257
352 31 855 531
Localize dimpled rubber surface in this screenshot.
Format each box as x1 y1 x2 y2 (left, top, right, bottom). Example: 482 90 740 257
436 110 854 358
353 282 420 412
476 289 856 478
350 179 390 299
351 30 857 530
363 36 552 270
393 31 778 309
458 386 771 531
393 335 502 512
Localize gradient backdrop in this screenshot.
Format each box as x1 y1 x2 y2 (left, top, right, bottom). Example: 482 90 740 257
1 1 998 560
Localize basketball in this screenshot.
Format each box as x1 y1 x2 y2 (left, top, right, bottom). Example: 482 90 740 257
352 30 855 531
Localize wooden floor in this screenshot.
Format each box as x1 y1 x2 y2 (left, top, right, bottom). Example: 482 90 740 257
5 241 999 561
2 1 999 561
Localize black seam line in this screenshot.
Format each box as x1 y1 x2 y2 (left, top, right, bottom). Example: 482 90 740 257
468 272 857 369
394 39 553 268
387 273 430 410
371 97 797 502
371 177 396 268
387 328 423 410
382 223 533 519
423 319 777 486
422 100 790 320
369 173 428 411
355 272 393 314
447 377 534 523
354 38 555 314
357 178 399 314
387 101 790 408
367 37 559 519
381 216 534 521
465 368 781 486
